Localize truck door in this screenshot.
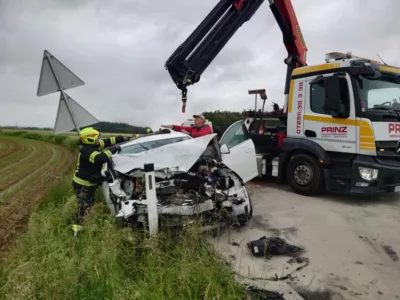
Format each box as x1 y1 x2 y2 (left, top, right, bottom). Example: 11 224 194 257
219 120 258 183
302 73 357 153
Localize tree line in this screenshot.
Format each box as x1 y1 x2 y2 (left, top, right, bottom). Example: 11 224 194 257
203 110 243 133
78 122 151 134
2 111 247 134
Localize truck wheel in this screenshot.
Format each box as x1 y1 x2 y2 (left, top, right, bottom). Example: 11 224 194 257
286 153 323 196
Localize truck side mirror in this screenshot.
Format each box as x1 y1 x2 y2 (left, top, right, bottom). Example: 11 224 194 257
324 75 349 118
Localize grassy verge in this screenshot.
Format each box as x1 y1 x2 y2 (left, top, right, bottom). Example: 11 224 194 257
1 128 134 139
0 176 244 300
2 130 79 149
0 132 247 300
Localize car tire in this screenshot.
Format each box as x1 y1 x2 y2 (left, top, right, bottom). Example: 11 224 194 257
286 153 324 196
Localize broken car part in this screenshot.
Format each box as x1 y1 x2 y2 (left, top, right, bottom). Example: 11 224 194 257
247 236 304 258
101 134 253 230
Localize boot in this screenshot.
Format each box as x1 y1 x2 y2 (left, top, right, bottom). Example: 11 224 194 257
72 224 83 238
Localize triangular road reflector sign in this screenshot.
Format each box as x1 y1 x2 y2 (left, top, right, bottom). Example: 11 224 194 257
37 50 85 97
54 93 99 135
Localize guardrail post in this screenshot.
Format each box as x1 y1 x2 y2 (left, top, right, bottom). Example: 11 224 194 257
144 163 158 236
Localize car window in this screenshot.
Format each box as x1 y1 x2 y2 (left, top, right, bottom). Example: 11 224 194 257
119 136 191 154
220 121 249 149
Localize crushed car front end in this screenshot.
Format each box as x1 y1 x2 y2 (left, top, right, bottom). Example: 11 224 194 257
101 133 253 230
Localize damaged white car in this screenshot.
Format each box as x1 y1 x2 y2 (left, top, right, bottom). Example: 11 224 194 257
101 121 259 230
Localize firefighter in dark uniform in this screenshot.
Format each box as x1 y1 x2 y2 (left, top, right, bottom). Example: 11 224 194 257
72 127 130 237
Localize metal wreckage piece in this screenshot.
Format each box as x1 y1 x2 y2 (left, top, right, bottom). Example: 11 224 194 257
100 135 253 230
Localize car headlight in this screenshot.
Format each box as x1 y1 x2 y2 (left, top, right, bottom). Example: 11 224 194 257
358 167 378 181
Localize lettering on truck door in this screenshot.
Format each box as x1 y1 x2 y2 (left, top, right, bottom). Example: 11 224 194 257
287 79 306 137
302 73 357 153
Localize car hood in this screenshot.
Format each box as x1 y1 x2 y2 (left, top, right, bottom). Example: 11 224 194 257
112 133 219 174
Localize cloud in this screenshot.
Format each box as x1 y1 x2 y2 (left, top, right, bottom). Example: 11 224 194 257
0 0 399 129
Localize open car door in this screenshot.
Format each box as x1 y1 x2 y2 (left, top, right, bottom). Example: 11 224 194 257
219 120 258 183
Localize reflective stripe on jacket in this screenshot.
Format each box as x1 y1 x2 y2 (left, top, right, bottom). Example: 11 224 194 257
73 136 124 186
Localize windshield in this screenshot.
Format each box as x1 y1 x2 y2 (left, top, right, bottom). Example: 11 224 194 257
119 136 191 155
357 73 400 111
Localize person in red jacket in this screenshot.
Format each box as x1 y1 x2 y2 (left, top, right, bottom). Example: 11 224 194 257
162 113 213 138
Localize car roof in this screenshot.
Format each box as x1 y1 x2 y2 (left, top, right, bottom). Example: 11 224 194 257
120 130 191 148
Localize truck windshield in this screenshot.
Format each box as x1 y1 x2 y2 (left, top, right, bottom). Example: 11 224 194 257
357 73 400 111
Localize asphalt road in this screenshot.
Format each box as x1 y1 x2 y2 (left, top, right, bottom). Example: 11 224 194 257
212 181 400 300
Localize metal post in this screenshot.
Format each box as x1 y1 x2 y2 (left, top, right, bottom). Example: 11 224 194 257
144 163 158 236
45 53 80 133
254 93 257 113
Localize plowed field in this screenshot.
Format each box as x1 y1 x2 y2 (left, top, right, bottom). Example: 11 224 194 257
0 135 75 251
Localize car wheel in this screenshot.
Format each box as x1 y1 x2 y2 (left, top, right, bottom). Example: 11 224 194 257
286 153 324 196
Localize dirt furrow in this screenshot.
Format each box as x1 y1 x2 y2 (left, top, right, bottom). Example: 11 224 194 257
0 146 55 197
0 139 21 160
0 141 8 150
0 145 52 192
0 141 28 165
0 143 75 251
0 143 36 170
0 145 38 172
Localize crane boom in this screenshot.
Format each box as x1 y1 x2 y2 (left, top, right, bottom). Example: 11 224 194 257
269 0 307 97
164 0 307 112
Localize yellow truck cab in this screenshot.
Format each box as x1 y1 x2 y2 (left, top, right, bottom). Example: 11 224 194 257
274 52 400 195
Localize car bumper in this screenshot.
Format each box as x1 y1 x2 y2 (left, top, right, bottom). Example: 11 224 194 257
349 156 400 195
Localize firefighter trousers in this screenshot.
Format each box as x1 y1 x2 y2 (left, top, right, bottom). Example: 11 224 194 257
72 181 97 225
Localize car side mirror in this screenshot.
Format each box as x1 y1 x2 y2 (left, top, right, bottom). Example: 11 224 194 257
220 144 230 154
324 75 349 118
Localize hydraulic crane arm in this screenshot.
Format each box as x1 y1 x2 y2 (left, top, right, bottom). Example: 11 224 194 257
164 0 307 112
269 0 308 96
164 0 264 112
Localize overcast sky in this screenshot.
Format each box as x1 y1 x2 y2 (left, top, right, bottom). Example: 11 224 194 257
0 0 399 130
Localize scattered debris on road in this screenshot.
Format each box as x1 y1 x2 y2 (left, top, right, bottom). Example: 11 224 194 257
243 284 287 300
381 244 399 262
247 236 304 259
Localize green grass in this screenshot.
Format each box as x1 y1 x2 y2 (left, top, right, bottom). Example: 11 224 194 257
1 128 134 139
1 130 146 148
0 132 248 300
1 130 80 149
0 176 245 300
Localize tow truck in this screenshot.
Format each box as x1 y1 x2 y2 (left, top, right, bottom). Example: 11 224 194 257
164 0 400 196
